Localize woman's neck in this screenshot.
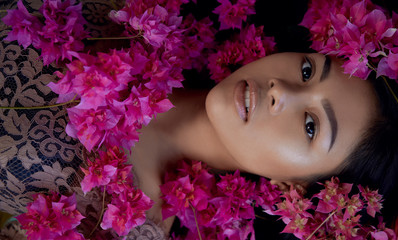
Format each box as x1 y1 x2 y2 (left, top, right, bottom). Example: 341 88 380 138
132 88 239 172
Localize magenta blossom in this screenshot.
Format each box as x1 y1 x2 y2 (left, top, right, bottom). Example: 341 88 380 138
36 0 90 65
213 0 256 30
101 188 153 236
48 47 181 151
377 51 398 80
80 146 128 193
66 107 122 152
16 193 84 240
208 24 275 82
255 177 282 213
2 0 43 48
2 0 89 65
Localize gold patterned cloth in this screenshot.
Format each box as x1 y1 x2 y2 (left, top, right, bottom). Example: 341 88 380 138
0 0 165 239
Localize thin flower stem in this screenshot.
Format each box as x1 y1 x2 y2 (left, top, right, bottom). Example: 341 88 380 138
89 186 107 238
367 63 377 72
383 76 398 103
189 202 203 240
0 10 8 13
305 210 337 240
110 0 118 10
0 95 79 110
255 214 267 220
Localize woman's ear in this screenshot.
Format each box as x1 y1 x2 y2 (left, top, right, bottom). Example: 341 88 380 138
270 179 308 195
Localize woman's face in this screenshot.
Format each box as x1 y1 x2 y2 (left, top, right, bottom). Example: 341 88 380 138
205 53 378 180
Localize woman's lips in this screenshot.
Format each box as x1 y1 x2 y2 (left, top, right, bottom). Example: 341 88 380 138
234 80 257 122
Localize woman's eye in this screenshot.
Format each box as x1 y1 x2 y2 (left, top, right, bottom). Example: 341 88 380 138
302 57 312 82
305 113 316 140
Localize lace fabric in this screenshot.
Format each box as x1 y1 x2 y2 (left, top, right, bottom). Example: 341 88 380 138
0 0 165 239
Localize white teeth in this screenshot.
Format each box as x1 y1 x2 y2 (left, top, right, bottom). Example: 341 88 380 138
244 85 250 113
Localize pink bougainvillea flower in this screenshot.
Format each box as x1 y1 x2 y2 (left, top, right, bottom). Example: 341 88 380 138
281 214 309 238
363 9 391 44
179 15 216 70
107 165 134 194
80 146 128 193
48 45 183 151
160 160 217 230
207 24 275 82
314 177 352 214
342 53 372 79
221 219 255 240
240 24 276 65
130 5 182 48
101 188 153 236
80 159 117 194
213 0 256 30
197 171 256 230
255 177 282 213
66 107 122 152
2 0 43 48
16 194 59 240
51 194 85 233
110 1 184 50
4 0 90 65
207 40 245 82
72 68 114 110
160 175 208 222
35 0 90 65
274 187 313 225
344 194 364 218
358 186 383 218
377 51 398 80
370 221 398 240
16 193 84 240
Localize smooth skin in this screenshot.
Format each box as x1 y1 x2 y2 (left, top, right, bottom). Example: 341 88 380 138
206 52 378 180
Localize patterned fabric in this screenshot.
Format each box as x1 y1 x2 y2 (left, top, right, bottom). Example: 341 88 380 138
0 0 165 239
0 0 84 217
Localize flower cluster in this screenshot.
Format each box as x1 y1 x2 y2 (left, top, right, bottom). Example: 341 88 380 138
273 177 396 239
213 0 256 30
160 159 281 239
48 48 176 151
161 160 396 240
300 0 398 80
2 0 89 65
48 0 218 151
179 14 217 71
207 24 276 82
16 146 152 240
16 193 85 240
80 146 153 237
108 0 215 71
207 0 276 82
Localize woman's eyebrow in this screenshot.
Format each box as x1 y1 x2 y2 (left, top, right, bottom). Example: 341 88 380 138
320 55 331 82
322 99 338 152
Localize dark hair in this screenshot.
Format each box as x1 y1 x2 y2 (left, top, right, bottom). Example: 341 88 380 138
332 76 398 224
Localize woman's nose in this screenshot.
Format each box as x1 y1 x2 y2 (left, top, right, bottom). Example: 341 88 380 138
267 79 300 115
